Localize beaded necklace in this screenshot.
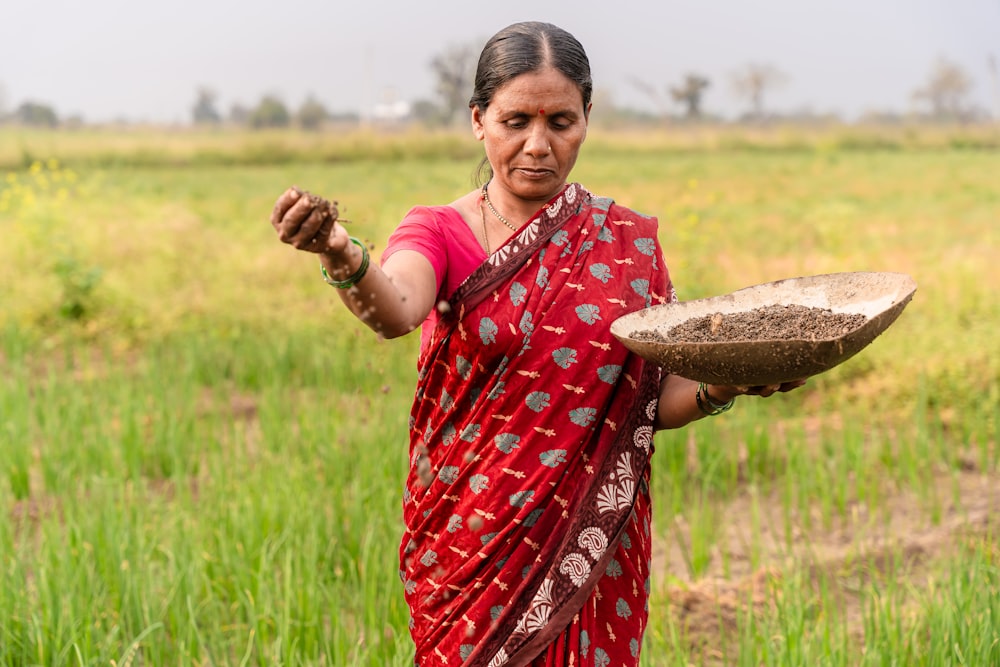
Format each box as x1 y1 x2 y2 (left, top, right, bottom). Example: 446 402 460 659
481 185 519 232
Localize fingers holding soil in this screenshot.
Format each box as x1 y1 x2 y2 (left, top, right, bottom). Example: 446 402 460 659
275 192 315 242
304 193 341 252
270 186 352 256
289 205 329 249
278 191 341 250
271 186 304 229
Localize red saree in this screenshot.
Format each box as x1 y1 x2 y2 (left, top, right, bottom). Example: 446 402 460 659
399 183 675 666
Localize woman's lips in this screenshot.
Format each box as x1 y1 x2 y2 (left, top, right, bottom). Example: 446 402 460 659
516 167 554 178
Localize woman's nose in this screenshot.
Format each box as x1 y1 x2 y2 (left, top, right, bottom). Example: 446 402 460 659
524 124 551 155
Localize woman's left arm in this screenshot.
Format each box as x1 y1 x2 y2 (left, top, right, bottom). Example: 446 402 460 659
655 374 807 430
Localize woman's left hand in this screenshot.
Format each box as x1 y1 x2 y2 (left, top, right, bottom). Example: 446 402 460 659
710 379 808 402
656 376 808 430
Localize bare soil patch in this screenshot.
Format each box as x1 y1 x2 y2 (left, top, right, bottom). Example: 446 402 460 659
653 466 1000 657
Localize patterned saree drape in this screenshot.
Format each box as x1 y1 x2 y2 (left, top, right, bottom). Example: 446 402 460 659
400 183 673 666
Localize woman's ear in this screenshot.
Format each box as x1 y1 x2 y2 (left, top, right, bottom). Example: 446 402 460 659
471 105 486 141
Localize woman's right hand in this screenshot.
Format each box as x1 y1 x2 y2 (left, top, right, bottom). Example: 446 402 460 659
270 185 438 338
270 186 350 257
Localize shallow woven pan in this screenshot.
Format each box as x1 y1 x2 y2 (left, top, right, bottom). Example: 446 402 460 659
610 271 917 386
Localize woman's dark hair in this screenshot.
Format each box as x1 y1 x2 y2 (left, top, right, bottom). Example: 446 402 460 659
470 22 592 184
470 22 592 112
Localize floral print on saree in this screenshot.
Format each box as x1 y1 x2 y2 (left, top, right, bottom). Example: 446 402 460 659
400 183 675 666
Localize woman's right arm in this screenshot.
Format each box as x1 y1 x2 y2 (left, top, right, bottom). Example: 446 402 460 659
271 187 438 339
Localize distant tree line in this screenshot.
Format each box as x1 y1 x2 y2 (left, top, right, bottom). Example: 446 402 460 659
187 88 360 130
0 54 991 129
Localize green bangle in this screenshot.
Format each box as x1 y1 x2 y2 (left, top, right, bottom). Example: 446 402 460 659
696 382 734 416
320 237 370 289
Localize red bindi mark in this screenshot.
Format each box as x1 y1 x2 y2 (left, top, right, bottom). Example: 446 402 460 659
538 108 545 115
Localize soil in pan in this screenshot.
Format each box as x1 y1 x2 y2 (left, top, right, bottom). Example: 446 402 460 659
634 304 867 344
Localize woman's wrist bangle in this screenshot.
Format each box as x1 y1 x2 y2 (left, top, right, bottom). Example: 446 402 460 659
320 237 370 289
696 382 734 416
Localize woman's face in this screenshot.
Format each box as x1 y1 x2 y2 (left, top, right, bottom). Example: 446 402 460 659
472 66 591 204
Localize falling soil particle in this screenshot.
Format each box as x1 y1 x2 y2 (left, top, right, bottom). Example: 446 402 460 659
635 304 867 344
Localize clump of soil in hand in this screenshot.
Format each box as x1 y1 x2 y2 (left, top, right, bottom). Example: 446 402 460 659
306 192 341 242
634 304 867 343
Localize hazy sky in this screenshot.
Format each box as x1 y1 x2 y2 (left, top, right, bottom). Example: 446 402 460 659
3 0 998 123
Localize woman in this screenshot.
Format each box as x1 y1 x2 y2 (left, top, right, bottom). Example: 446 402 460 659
271 21 802 667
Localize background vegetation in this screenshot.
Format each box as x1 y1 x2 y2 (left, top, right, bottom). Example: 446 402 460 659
1 126 997 665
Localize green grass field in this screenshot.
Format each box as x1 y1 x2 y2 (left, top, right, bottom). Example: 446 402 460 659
1 127 998 665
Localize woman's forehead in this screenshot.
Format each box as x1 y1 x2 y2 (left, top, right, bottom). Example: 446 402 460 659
490 68 584 111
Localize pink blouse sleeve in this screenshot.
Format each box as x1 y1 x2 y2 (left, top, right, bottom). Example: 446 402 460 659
382 206 450 297
382 205 485 301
